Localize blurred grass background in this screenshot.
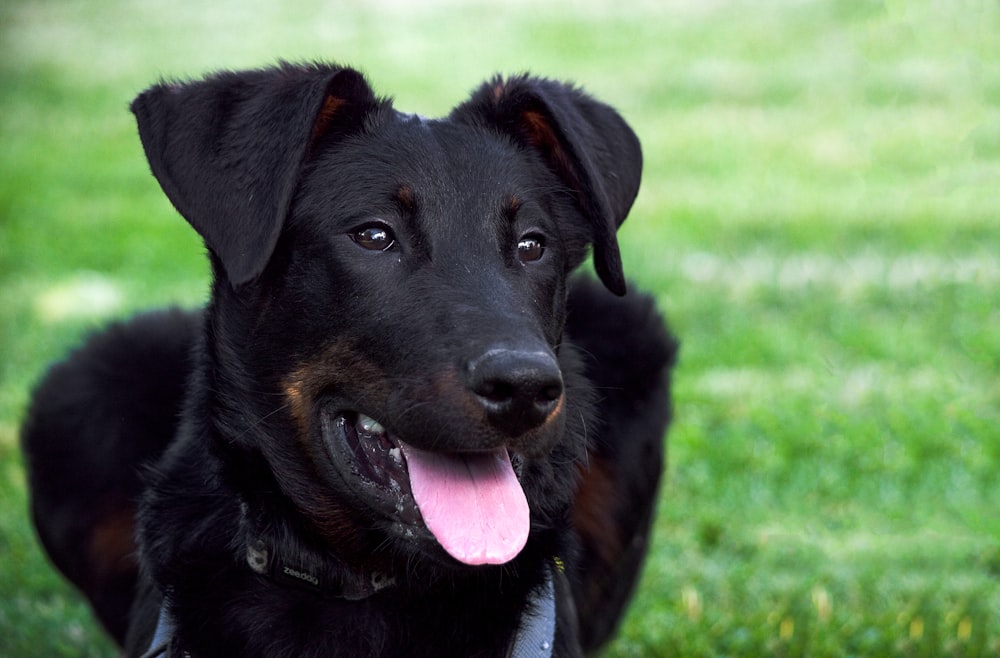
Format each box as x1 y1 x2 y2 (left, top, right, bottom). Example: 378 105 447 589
1 0 998 656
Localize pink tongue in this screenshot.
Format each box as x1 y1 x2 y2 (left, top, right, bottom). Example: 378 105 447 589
399 443 529 565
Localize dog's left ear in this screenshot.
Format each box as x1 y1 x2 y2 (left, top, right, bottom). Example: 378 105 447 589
452 76 642 296
131 63 378 288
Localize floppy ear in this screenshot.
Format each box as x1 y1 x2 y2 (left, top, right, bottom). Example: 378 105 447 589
451 75 642 296
130 63 378 287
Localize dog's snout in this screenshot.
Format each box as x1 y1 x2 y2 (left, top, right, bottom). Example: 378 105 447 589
468 349 563 436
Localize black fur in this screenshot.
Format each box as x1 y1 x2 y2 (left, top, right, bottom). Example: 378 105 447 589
21 63 677 657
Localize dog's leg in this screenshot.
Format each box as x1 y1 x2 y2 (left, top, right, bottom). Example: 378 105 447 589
20 308 200 644
564 277 677 653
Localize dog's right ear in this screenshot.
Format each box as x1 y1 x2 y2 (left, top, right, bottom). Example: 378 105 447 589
131 63 378 288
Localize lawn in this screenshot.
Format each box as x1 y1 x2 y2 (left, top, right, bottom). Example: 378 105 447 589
1 0 998 656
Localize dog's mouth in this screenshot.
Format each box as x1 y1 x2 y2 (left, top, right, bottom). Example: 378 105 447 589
320 409 530 566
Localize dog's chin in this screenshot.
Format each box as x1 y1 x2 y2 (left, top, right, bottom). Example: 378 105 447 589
317 403 532 567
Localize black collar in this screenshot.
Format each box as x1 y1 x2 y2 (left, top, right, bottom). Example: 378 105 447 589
243 537 396 600
238 498 396 601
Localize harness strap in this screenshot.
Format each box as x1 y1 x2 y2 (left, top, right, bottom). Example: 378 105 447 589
138 604 173 658
507 564 557 657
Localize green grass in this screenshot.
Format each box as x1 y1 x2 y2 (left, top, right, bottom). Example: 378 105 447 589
2 0 998 656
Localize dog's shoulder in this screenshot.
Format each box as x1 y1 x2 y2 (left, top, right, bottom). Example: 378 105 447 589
566 276 678 399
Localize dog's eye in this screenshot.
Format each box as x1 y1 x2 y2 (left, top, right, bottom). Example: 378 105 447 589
517 234 545 263
351 224 396 252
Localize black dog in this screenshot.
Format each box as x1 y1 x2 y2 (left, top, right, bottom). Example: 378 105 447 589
21 63 676 657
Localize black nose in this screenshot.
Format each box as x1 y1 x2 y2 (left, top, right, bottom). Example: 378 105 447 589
468 349 564 437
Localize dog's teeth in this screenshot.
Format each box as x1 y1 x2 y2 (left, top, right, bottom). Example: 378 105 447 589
358 414 385 435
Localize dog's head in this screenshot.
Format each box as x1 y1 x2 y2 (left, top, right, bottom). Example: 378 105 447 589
132 63 642 568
